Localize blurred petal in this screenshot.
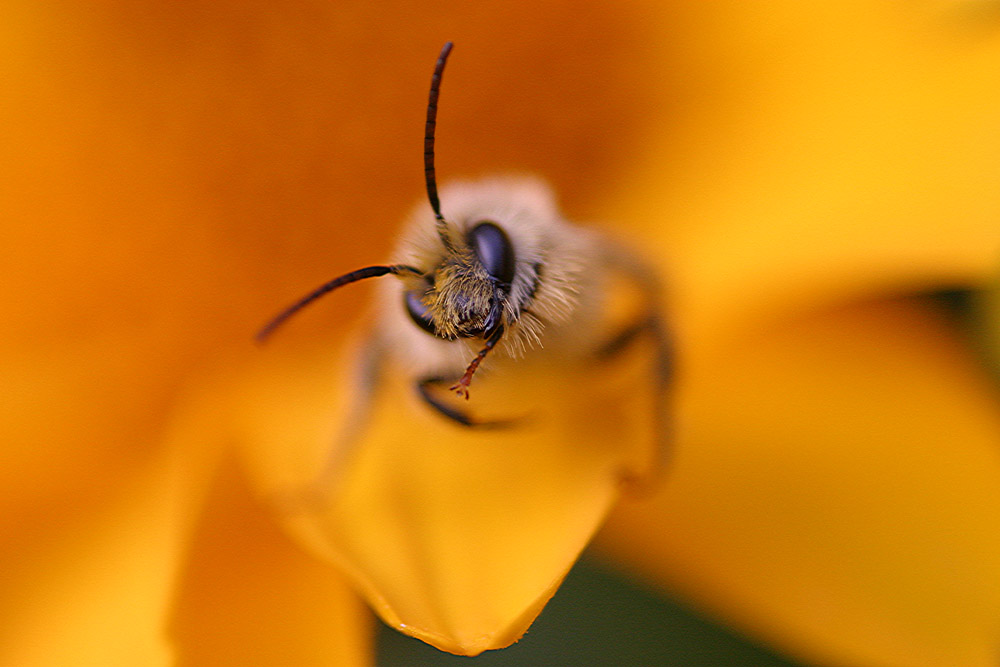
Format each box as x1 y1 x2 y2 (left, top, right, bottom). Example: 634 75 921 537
170 453 372 666
0 453 181 666
597 297 1000 667
610 2 1000 337
236 335 659 656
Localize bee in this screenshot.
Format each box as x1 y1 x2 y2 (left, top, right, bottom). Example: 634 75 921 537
258 42 670 450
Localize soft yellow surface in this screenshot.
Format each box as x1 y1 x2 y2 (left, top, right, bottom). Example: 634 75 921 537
1 456 178 666
595 6 1000 663
599 298 1000 667
613 2 1000 342
168 453 373 666
237 335 658 655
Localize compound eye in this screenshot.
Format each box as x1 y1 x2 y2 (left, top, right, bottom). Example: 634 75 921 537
468 222 516 287
404 290 439 337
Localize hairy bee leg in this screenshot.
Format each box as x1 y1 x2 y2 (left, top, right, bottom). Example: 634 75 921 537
641 314 672 492
270 335 386 515
417 376 519 429
594 308 672 493
597 243 674 491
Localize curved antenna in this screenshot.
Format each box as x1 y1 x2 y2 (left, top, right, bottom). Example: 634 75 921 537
256 264 421 343
425 41 457 252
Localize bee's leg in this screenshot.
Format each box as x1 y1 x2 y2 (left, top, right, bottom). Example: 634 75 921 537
595 309 672 491
596 245 673 490
416 376 519 429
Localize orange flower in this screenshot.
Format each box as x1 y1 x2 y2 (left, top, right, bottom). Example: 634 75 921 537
4 2 1000 665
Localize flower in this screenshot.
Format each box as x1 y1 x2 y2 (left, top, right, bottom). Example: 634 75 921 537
4 1 1000 665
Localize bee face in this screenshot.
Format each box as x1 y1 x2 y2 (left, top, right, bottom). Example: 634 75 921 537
404 221 516 341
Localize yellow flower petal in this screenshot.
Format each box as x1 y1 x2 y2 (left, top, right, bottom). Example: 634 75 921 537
236 333 660 656
169 454 372 666
609 2 1000 338
597 296 1000 667
0 455 181 666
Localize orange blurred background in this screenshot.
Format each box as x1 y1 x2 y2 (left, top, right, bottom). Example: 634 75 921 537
6 1 1000 665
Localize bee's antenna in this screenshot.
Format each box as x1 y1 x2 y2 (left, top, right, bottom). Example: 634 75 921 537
256 264 421 343
425 41 457 253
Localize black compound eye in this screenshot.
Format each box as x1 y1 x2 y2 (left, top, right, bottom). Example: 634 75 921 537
468 222 515 287
404 290 440 337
